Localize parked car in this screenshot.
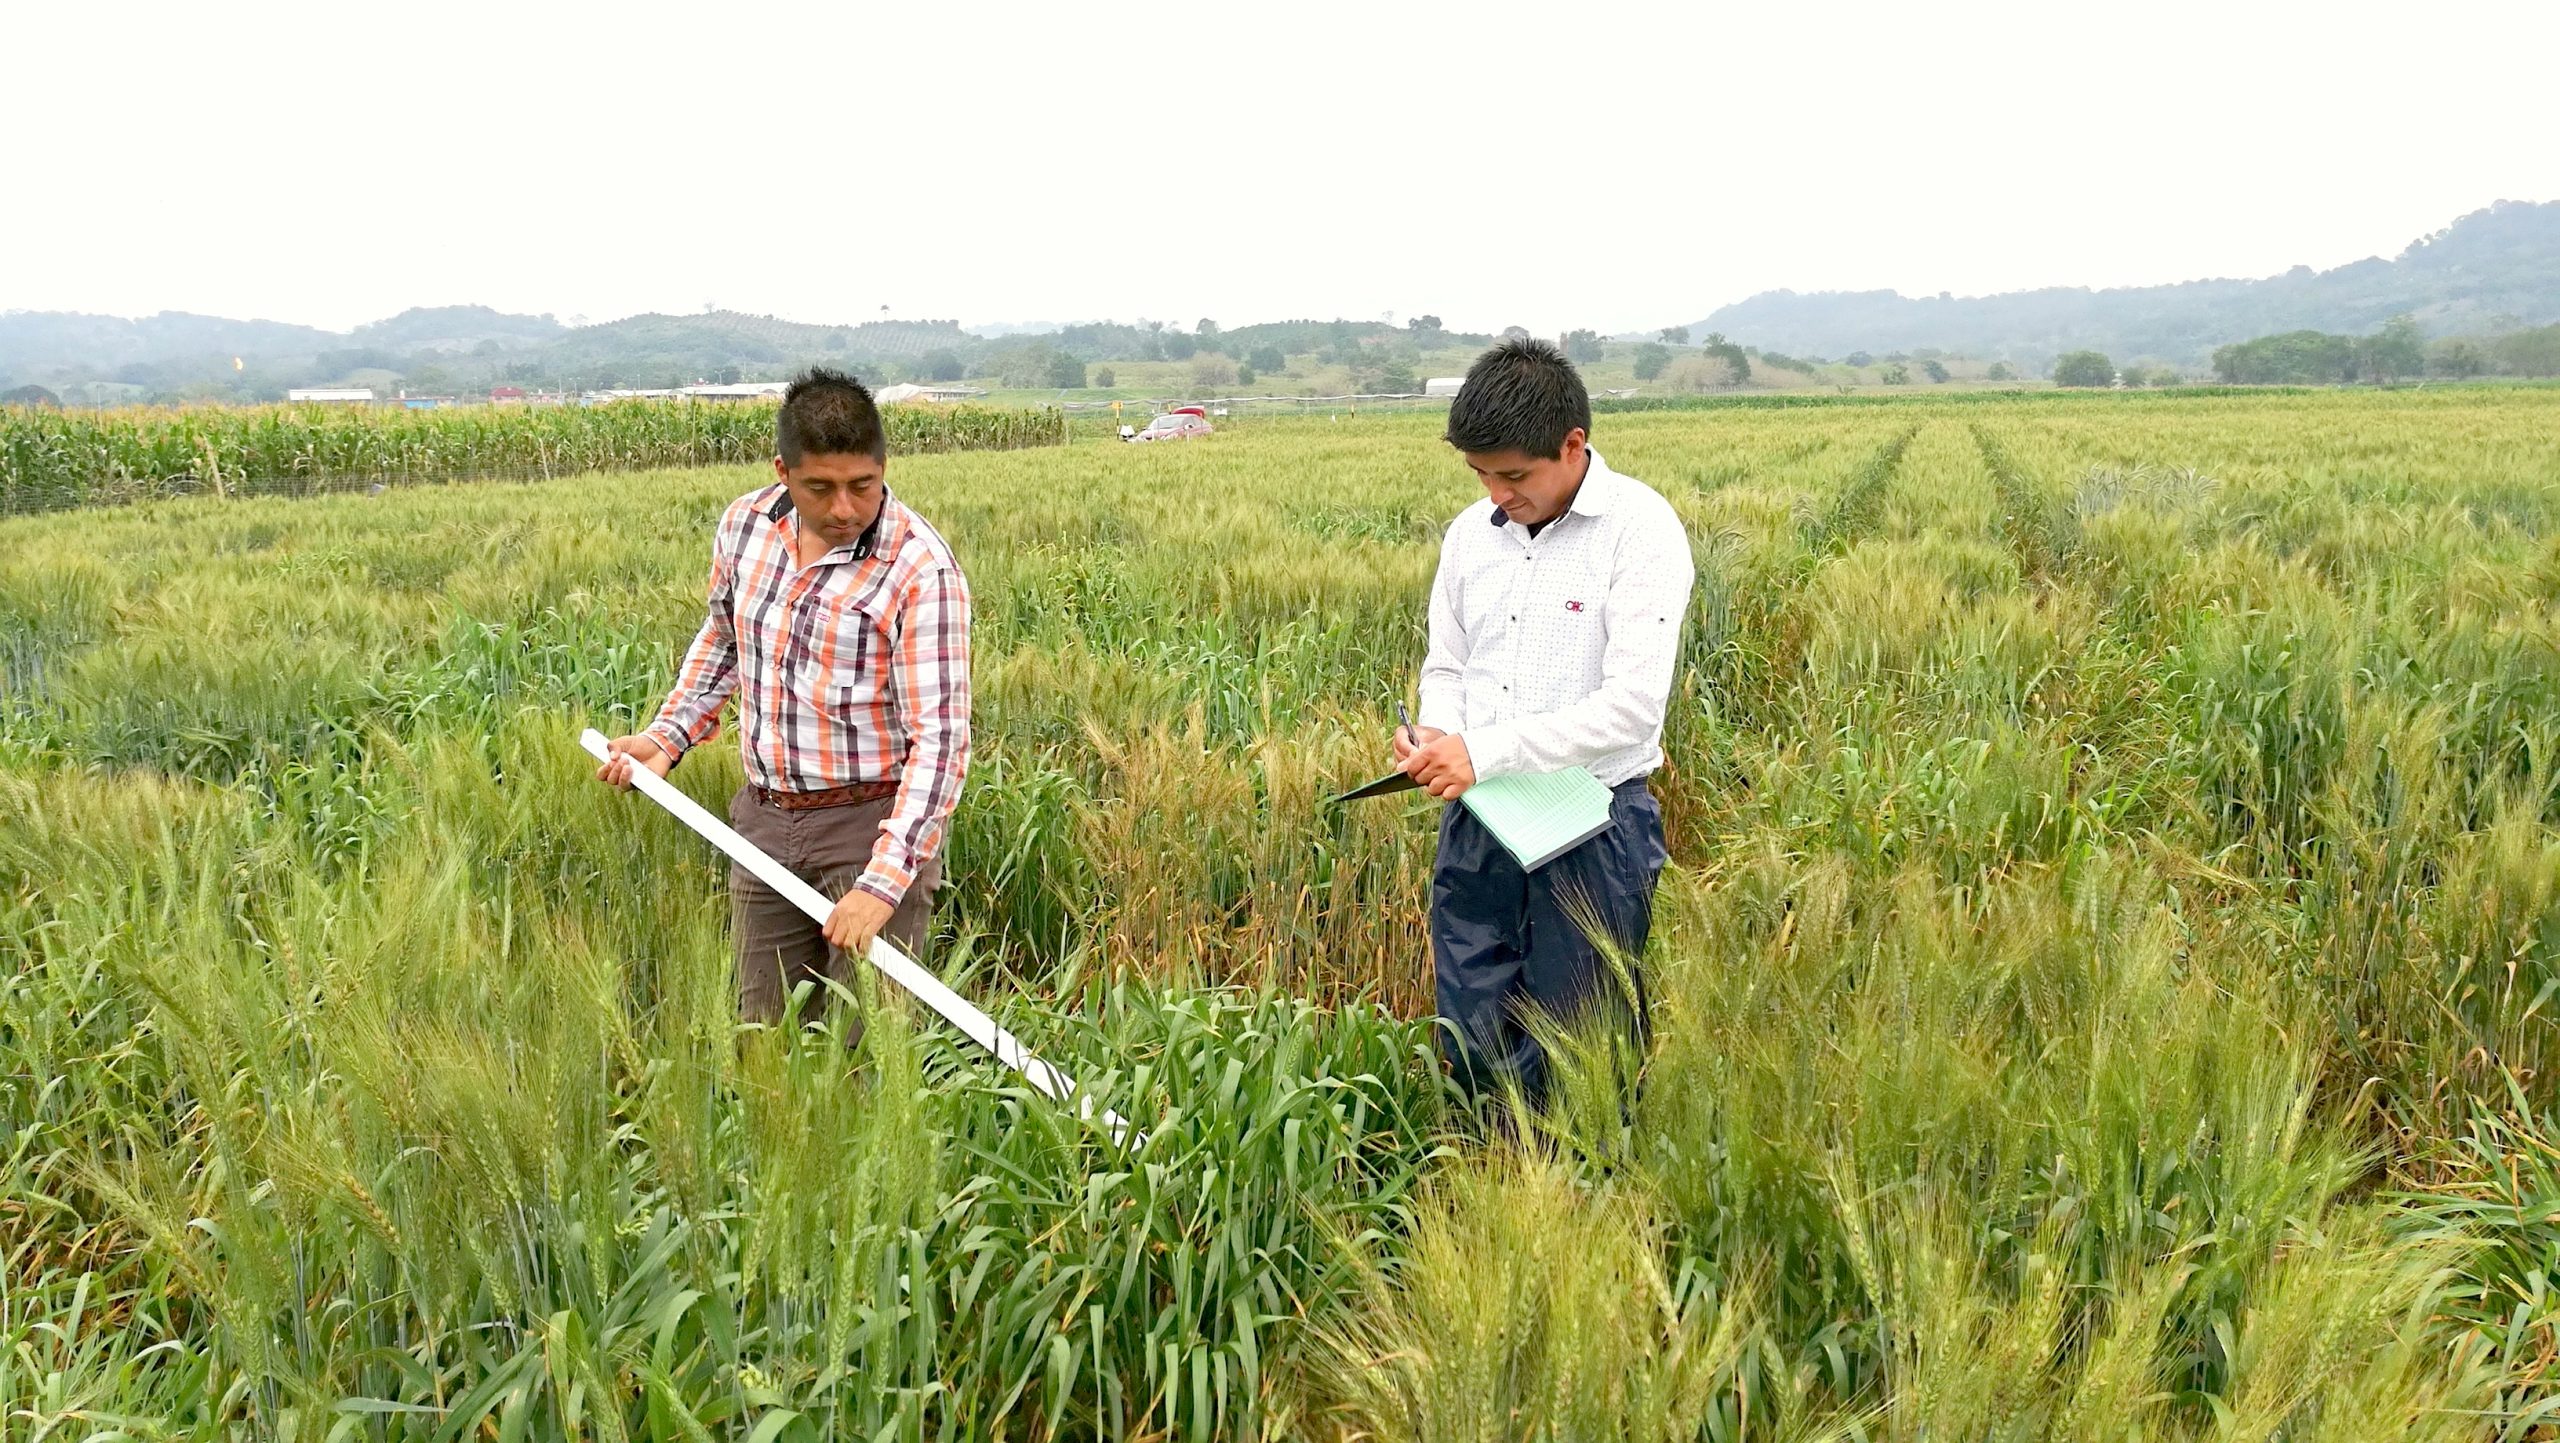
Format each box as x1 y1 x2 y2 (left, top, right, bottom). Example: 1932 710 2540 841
1129 413 1213 442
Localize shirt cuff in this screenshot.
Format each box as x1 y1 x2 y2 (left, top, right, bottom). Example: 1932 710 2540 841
855 861 912 910
644 719 693 766
1462 722 1523 781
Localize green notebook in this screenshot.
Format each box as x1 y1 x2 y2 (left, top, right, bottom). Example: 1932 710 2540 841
1461 767 1615 871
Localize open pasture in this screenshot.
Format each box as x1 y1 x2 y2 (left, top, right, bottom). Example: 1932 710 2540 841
9 388 2560 1439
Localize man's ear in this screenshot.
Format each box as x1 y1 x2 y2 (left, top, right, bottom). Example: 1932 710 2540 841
772 455 790 484
1559 427 1588 463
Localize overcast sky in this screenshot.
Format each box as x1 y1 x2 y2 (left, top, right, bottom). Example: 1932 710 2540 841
9 1 2556 337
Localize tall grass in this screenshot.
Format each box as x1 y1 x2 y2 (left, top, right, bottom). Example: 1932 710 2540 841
9 390 2560 1436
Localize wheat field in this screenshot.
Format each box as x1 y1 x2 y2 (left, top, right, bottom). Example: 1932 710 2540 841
8 388 2560 1440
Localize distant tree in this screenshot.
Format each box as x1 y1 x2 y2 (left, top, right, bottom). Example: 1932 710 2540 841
1986 361 2016 382
1197 318 1219 339
2358 314 2425 383
1091 365 1115 388
0 383 61 408
918 349 966 382
2496 324 2560 377
1161 331 1198 361
1657 325 1690 345
1562 329 1604 363
1408 314 1442 333
1632 342 1672 381
824 331 848 352
1700 332 1751 385
1880 362 1911 385
1500 325 1531 342
1248 343 1286 373
1188 353 1238 391
993 341 1058 388
1370 358 1419 394
1047 351 1088 388
1236 363 1256 386
1920 359 1951 384
1662 355 1739 392
2212 331 2358 384
1845 351 1874 368
2426 338 2488 378
2052 350 2116 387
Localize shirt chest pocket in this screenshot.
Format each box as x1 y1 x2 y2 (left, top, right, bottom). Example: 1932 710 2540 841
796 592 894 704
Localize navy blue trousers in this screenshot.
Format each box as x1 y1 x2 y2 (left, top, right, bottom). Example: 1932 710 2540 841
1430 777 1667 1107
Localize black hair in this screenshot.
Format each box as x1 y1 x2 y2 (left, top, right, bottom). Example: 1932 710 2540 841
776 366 887 466
1443 337 1591 459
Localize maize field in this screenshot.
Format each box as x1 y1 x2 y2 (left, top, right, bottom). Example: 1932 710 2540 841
8 387 2560 1439
0 399 1067 515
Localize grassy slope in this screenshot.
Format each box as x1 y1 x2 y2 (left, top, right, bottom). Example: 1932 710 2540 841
9 391 2560 1437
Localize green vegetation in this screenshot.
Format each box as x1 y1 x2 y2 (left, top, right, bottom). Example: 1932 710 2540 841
0 398 1065 515
2216 314 2560 384
2052 350 2116 387
9 390 2560 1437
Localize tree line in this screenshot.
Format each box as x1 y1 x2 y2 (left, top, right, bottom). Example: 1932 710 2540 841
2212 315 2560 384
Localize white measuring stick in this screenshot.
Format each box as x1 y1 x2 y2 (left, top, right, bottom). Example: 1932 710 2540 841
580 728 1138 1147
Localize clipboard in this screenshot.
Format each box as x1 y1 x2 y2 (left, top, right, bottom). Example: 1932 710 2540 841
1328 768 1422 805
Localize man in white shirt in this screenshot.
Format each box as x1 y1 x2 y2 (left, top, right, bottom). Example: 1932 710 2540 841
1395 338 1695 1108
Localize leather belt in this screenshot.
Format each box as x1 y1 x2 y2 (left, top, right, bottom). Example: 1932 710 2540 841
750 779 898 812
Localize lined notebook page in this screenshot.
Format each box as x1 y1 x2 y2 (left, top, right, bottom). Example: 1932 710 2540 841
1460 768 1615 870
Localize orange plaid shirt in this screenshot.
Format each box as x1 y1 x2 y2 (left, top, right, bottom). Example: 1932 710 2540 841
646 483 972 906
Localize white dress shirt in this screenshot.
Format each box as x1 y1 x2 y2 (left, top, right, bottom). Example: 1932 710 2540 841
1417 448 1695 787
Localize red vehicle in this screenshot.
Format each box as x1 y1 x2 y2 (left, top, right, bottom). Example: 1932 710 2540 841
1130 412 1213 442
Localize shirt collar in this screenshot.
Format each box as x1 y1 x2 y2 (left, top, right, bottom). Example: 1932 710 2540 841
1567 448 1618 518
1486 447 1617 532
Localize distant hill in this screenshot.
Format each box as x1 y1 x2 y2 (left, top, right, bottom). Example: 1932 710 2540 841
0 306 987 400
0 311 337 378
350 305 566 352
1680 200 2560 368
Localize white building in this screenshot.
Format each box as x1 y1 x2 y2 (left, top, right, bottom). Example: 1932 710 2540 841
679 381 791 401
1424 377 1465 398
287 387 375 404
874 383 985 405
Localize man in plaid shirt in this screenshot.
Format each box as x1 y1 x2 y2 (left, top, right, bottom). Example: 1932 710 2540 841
596 368 971 1029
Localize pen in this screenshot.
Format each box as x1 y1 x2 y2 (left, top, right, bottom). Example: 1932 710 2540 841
1397 700 1414 749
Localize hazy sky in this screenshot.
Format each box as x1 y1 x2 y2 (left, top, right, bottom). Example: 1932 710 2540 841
10 1 2556 336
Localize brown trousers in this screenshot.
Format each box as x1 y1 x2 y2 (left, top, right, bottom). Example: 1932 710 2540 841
728 785 941 1031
